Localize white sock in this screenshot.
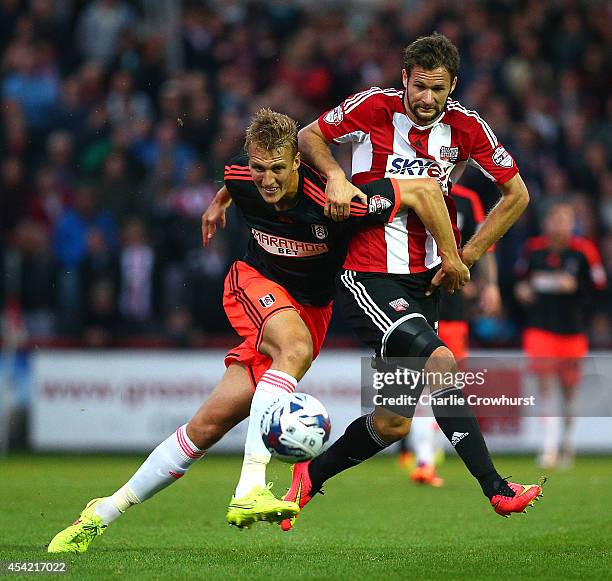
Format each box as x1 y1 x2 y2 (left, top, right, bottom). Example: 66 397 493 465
410 416 436 466
561 395 577 455
539 389 560 461
234 369 297 498
94 424 205 525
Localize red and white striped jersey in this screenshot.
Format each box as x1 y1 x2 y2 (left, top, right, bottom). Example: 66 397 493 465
318 87 519 274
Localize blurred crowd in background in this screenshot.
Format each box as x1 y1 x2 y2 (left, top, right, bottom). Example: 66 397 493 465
0 0 610 349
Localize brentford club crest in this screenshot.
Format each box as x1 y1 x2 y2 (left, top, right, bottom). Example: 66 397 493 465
311 224 328 240
258 293 276 308
439 146 459 162
389 298 409 312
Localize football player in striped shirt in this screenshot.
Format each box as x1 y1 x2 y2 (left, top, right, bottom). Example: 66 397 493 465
281 33 543 530
404 183 501 488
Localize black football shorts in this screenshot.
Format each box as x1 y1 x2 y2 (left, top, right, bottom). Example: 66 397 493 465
336 269 440 357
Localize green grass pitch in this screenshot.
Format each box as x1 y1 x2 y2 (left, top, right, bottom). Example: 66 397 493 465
1 454 611 579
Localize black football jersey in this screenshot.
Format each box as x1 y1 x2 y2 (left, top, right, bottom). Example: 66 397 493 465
515 236 606 334
439 184 486 321
224 154 398 306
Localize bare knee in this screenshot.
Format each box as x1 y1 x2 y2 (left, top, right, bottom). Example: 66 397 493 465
187 415 233 450
426 346 457 392
259 310 314 380
265 328 313 379
373 412 411 442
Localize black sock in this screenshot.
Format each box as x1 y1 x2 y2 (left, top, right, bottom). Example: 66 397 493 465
430 387 506 498
308 413 389 490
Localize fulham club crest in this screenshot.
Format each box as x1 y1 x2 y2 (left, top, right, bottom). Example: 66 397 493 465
258 293 276 308
311 224 328 240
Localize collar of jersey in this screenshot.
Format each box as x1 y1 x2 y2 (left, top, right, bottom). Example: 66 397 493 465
401 93 448 131
405 110 447 131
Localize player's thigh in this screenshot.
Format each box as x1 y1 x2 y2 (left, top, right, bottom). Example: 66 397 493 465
560 358 583 391
337 269 441 358
258 308 313 363
223 260 297 349
188 364 253 448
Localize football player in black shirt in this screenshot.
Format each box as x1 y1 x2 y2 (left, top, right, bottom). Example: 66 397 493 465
211 109 466 527
515 201 606 468
48 108 467 552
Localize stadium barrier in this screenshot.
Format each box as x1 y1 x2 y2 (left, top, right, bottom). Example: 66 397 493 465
29 350 612 453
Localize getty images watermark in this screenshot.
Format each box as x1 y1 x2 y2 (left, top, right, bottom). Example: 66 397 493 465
360 355 611 418
371 366 535 408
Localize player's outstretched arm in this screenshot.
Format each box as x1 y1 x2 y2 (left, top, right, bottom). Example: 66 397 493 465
461 173 529 268
298 121 366 222
201 186 233 247
395 178 470 293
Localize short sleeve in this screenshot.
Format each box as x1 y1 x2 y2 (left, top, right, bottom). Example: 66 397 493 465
224 153 251 187
572 238 607 290
349 178 400 225
467 115 519 184
317 88 381 144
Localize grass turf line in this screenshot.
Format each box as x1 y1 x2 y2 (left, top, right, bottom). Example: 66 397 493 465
1 454 611 580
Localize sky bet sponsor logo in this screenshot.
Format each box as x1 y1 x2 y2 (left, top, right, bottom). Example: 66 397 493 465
386 156 451 181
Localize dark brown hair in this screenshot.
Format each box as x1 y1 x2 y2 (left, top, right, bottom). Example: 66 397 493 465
402 33 460 81
245 108 298 156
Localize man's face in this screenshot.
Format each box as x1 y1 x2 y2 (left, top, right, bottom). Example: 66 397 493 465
545 204 575 243
403 66 456 125
247 144 300 205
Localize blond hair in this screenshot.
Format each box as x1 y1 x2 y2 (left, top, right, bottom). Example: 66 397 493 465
244 108 298 156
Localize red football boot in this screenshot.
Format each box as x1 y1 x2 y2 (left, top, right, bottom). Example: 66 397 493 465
410 463 444 487
490 478 546 517
280 460 320 531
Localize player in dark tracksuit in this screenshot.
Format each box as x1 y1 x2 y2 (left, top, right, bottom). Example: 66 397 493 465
515 201 606 469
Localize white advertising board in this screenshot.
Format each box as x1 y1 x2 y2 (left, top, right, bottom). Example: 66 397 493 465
30 350 364 452
31 350 612 453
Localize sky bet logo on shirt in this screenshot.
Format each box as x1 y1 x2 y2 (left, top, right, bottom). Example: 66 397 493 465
385 156 451 182
492 145 514 168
